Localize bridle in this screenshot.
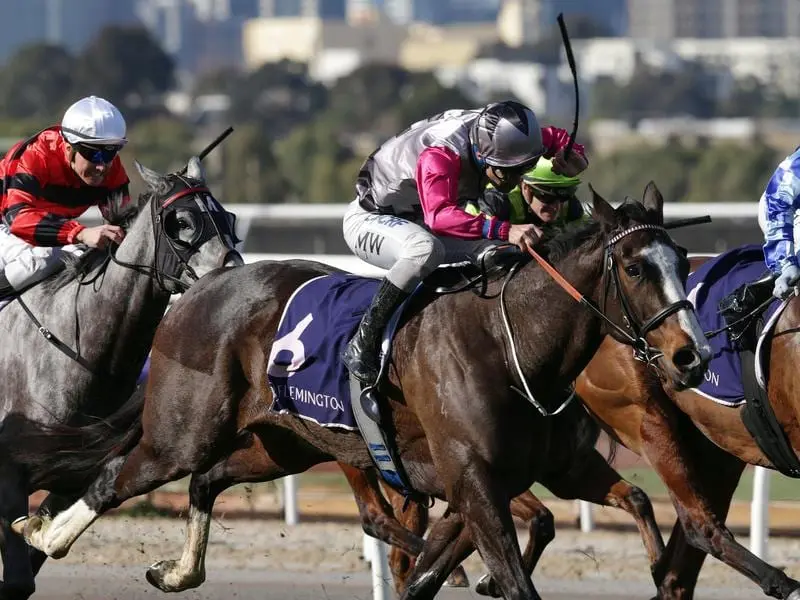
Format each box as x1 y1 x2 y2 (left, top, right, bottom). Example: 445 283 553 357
599 224 694 365
110 175 239 294
504 222 693 417
16 176 239 371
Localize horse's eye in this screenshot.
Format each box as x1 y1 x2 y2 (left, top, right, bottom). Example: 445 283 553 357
624 263 642 278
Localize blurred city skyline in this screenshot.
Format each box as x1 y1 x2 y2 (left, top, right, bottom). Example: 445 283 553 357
0 1 626 74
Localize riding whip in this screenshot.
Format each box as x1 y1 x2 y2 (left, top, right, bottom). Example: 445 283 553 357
557 13 579 161
179 126 234 174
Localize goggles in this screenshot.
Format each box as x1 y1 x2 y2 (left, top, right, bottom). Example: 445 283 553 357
527 184 577 204
74 143 123 165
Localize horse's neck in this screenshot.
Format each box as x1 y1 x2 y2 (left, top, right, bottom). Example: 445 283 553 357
78 206 170 372
21 204 169 391
506 242 606 387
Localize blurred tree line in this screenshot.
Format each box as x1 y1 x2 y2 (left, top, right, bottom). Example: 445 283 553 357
0 25 791 205
590 56 800 121
585 137 781 203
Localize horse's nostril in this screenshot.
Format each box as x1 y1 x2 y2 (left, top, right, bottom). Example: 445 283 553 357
673 346 701 371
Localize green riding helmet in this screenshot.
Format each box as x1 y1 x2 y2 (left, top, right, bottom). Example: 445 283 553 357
521 158 580 198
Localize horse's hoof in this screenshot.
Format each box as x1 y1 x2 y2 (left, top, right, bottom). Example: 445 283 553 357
475 573 502 598
10 517 31 537
443 566 469 588
15 516 44 548
146 560 205 593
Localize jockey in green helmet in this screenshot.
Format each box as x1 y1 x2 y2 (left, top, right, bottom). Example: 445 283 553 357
467 157 586 228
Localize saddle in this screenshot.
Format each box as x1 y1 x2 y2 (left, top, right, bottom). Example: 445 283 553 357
717 271 775 349
424 244 527 297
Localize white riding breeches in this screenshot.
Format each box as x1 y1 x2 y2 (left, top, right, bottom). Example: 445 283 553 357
0 224 84 291
343 200 500 292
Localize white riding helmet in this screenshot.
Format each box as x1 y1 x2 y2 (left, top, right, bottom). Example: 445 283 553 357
61 96 128 147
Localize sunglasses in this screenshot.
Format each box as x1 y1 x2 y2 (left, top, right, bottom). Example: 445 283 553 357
527 184 577 204
74 143 123 165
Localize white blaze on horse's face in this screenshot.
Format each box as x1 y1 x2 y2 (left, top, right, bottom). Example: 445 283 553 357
640 242 712 361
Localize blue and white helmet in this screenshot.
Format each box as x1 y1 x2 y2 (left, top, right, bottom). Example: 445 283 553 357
61 96 128 146
470 101 543 168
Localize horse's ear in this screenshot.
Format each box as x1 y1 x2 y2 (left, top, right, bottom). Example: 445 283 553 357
642 181 664 225
589 184 616 229
135 160 165 191
186 156 206 182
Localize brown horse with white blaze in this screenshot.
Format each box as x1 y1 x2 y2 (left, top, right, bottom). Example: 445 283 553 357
361 253 800 600
6 183 710 600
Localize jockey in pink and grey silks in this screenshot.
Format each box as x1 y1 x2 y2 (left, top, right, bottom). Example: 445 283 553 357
341 101 588 386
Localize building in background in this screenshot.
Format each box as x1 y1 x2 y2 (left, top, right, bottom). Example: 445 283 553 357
346 0 380 23
383 0 501 25
539 0 627 36
497 0 544 47
0 0 140 62
258 0 346 19
243 15 406 68
628 0 800 39
137 0 248 72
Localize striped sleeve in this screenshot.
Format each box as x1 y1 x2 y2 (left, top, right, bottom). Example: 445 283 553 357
763 150 800 274
4 153 82 246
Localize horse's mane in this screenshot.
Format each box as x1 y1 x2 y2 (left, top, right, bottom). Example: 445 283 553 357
535 199 651 265
536 214 601 264
43 189 152 293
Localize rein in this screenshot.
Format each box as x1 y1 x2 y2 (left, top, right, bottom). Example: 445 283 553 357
16 184 216 371
10 126 236 372
501 223 694 417
499 262 577 417
529 224 691 359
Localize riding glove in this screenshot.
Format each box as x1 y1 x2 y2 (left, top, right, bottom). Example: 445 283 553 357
773 264 800 299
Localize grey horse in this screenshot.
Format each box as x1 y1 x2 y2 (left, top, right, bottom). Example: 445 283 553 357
0 156 241 599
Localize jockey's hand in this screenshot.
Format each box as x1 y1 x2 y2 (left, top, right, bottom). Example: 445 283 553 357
508 223 542 253
552 149 588 177
773 264 800 299
75 224 125 249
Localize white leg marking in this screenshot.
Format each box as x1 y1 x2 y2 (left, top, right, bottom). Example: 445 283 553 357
40 499 98 558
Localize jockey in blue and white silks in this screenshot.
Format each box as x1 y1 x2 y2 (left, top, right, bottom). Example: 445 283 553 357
758 147 800 299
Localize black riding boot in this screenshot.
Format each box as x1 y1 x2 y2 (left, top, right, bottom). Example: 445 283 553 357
342 278 410 385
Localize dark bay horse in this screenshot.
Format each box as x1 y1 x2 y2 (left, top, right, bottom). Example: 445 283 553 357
0 156 240 599
363 254 800 600
7 184 711 599
339 400 666 597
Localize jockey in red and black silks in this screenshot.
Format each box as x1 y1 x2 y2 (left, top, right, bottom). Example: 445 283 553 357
0 96 130 296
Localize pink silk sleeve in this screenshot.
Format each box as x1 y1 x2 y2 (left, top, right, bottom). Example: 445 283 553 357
417 146 509 240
